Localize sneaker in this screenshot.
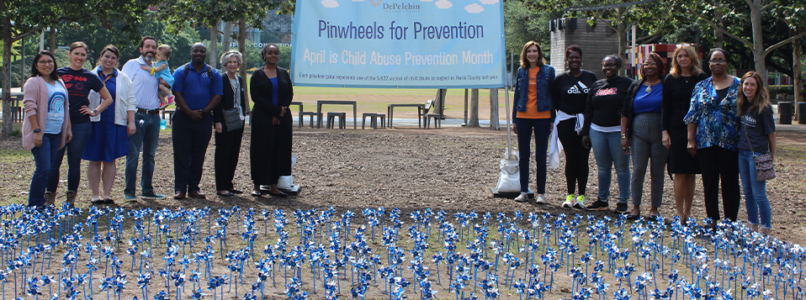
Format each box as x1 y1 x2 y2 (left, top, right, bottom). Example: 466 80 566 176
587 200 609 211
159 96 175 110
124 191 138 202
561 194 574 208
573 195 586 210
535 194 547 205
615 202 629 214
514 193 528 203
141 192 167 200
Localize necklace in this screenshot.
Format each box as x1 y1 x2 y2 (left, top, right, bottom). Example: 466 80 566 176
644 80 660 93
682 76 690 83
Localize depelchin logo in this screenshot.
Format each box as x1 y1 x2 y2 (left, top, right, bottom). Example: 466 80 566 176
370 0 382 7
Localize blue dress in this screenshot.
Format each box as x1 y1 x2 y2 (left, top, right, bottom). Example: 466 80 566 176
83 68 129 162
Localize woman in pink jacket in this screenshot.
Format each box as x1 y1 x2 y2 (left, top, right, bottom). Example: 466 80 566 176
23 51 72 208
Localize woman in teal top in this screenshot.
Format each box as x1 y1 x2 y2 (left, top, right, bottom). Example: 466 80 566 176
683 48 741 227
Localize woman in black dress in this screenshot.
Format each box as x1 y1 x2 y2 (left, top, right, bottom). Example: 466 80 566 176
661 45 708 222
250 44 293 197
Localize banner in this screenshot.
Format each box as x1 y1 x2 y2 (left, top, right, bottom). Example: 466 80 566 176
291 0 505 88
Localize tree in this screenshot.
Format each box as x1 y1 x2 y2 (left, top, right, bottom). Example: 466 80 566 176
673 0 806 81
1 0 158 136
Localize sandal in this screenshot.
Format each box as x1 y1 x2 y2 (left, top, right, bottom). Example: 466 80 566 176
91 198 106 205
626 214 641 220
103 198 115 204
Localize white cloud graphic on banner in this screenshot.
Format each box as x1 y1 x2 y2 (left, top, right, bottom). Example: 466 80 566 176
420 0 434 2
322 0 339 8
435 0 452 9
479 0 499 4
465 3 484 12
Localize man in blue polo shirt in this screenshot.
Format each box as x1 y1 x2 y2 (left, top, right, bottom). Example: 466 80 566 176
171 43 223 199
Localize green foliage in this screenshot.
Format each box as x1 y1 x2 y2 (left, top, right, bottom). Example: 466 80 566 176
504 1 561 58
9 129 21 137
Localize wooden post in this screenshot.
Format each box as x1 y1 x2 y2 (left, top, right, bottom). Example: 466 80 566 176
489 88 499 130
462 89 468 126
468 89 480 127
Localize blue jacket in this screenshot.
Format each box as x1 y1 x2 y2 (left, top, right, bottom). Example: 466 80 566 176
513 65 555 120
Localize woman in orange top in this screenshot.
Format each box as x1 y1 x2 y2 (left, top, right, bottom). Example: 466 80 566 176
512 41 555 203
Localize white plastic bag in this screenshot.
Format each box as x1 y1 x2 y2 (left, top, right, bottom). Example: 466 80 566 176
495 151 521 193
276 155 298 190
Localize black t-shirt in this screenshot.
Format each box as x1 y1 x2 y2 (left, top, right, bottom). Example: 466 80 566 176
583 76 633 134
716 87 729 102
57 67 105 124
738 104 775 152
552 70 597 115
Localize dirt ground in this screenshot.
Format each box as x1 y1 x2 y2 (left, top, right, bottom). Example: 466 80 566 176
1 126 805 244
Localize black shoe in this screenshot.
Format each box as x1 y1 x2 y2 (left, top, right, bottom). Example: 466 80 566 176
615 203 629 214
229 189 244 194
251 190 263 197
103 198 115 204
587 200 609 211
216 191 235 197
627 214 641 220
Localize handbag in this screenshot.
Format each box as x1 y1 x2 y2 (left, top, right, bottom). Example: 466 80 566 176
223 76 244 132
223 107 243 132
742 126 775 181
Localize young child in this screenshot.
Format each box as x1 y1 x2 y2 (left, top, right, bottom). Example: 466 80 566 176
142 44 175 109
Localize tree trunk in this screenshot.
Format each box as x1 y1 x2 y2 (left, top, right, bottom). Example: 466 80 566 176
617 7 626 77
489 88 499 130
794 38 802 121
749 0 767 81
2 15 13 136
238 19 250 115
222 22 232 53
209 23 219 69
713 0 724 49
49 27 56 52
468 89 480 127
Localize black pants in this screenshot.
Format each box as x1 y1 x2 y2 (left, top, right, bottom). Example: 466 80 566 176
557 119 590 195
698 146 741 222
172 110 213 193
516 118 551 194
214 127 244 191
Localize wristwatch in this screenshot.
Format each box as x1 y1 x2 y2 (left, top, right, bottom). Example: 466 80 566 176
92 109 98 115
33 128 41 133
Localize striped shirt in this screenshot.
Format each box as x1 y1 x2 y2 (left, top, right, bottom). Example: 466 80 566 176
121 57 161 110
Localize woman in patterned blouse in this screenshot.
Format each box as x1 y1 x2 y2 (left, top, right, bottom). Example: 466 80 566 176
683 48 741 228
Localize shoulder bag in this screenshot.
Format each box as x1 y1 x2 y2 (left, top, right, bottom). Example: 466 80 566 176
742 125 775 181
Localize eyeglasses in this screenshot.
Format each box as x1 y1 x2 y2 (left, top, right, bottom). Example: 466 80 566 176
644 62 659 67
37 60 54 65
709 59 727 64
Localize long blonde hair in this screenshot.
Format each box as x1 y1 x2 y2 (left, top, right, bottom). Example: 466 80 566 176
737 71 771 117
519 41 544 69
669 45 702 79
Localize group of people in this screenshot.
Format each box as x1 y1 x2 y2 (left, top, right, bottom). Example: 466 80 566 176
23 36 294 208
513 42 777 234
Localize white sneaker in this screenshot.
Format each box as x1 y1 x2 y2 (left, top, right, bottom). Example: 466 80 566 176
514 192 528 202
573 195 586 210
535 194 547 205
561 194 574 208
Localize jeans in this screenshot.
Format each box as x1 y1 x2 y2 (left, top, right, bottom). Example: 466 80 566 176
172 110 213 193
516 118 552 194
738 150 771 229
125 112 161 195
698 146 741 222
30 134 60 207
47 122 91 192
589 129 630 203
